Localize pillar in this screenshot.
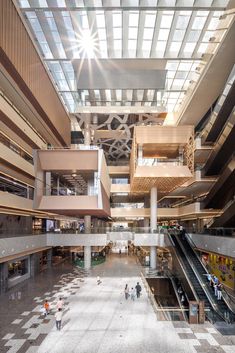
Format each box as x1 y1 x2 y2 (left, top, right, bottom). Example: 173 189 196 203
84 215 91 269
47 249 52 268
144 195 150 230
150 186 157 269
0 263 8 294
45 172 51 196
84 246 91 270
150 247 157 270
84 114 91 146
150 186 157 232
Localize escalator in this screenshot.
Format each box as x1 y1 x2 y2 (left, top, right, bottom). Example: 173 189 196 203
169 233 234 323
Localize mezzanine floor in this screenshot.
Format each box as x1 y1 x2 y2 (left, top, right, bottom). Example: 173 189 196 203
0 254 235 353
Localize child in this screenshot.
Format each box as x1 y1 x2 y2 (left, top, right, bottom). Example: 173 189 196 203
43 300 50 316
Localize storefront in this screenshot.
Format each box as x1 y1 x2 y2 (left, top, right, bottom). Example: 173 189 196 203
8 256 30 288
201 252 235 290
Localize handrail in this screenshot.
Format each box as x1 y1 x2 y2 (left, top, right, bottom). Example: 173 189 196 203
167 232 199 303
169 276 188 322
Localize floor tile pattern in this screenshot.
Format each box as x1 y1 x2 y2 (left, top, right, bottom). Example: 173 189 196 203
0 256 234 353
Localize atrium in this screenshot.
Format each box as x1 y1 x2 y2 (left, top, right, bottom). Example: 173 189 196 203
0 1 235 352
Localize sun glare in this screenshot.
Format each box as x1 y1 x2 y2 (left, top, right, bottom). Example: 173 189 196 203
77 31 98 58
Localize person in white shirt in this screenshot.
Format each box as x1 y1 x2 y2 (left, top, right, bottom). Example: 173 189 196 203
56 297 64 310
55 308 63 330
130 287 135 301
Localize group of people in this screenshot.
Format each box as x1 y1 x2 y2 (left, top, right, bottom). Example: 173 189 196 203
124 282 142 301
207 273 223 300
42 297 64 331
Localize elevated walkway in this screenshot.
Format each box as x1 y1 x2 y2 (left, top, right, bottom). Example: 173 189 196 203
0 230 171 261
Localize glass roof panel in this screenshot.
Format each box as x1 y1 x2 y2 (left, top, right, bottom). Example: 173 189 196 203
159 29 170 41
18 2 229 114
192 17 207 30
145 13 156 27
113 12 122 27
129 12 139 27
129 27 138 39
160 15 173 28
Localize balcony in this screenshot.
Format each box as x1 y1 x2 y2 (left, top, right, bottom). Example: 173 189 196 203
33 148 111 217
130 125 194 195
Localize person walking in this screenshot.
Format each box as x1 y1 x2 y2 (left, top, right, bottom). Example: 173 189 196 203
43 300 50 317
130 287 135 301
124 284 129 300
55 308 63 331
135 282 142 298
56 297 64 310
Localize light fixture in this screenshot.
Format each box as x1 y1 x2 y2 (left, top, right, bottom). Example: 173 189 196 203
72 173 77 178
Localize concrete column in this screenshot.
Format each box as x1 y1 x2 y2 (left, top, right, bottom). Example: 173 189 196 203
144 195 150 230
150 246 157 270
0 263 8 294
150 186 157 232
57 176 60 195
84 246 91 270
84 215 91 233
84 215 91 269
45 172 51 196
47 249 53 268
84 114 91 146
150 186 157 269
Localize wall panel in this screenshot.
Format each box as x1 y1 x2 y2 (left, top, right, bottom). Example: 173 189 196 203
0 0 70 146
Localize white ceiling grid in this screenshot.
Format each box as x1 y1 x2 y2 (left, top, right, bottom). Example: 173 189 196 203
17 0 229 113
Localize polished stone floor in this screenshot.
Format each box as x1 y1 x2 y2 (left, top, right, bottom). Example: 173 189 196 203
0 254 235 353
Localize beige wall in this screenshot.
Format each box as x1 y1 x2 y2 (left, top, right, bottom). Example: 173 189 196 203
100 151 111 198
37 150 98 171
0 191 33 210
0 0 70 145
38 195 98 211
0 95 46 149
110 203 205 219
0 142 34 177
108 166 130 176
135 165 192 178
111 184 130 193
135 125 194 144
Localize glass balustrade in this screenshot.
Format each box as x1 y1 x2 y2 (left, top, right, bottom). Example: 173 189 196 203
137 157 183 166
44 186 98 196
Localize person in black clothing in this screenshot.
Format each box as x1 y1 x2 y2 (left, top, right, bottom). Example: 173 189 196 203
135 282 142 298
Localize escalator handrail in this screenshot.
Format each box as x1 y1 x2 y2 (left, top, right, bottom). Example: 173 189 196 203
186 232 235 314
169 276 189 322
173 232 227 322
168 232 200 303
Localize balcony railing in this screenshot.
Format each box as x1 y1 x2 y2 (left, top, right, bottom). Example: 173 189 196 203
43 186 98 196
137 158 183 167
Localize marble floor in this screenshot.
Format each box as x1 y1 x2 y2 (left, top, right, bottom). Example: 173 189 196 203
0 254 235 353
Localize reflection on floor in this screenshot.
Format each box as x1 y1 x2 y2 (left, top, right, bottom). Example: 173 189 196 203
0 254 234 353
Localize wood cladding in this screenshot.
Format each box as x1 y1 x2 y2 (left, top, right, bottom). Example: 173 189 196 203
130 125 194 193
0 0 70 146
